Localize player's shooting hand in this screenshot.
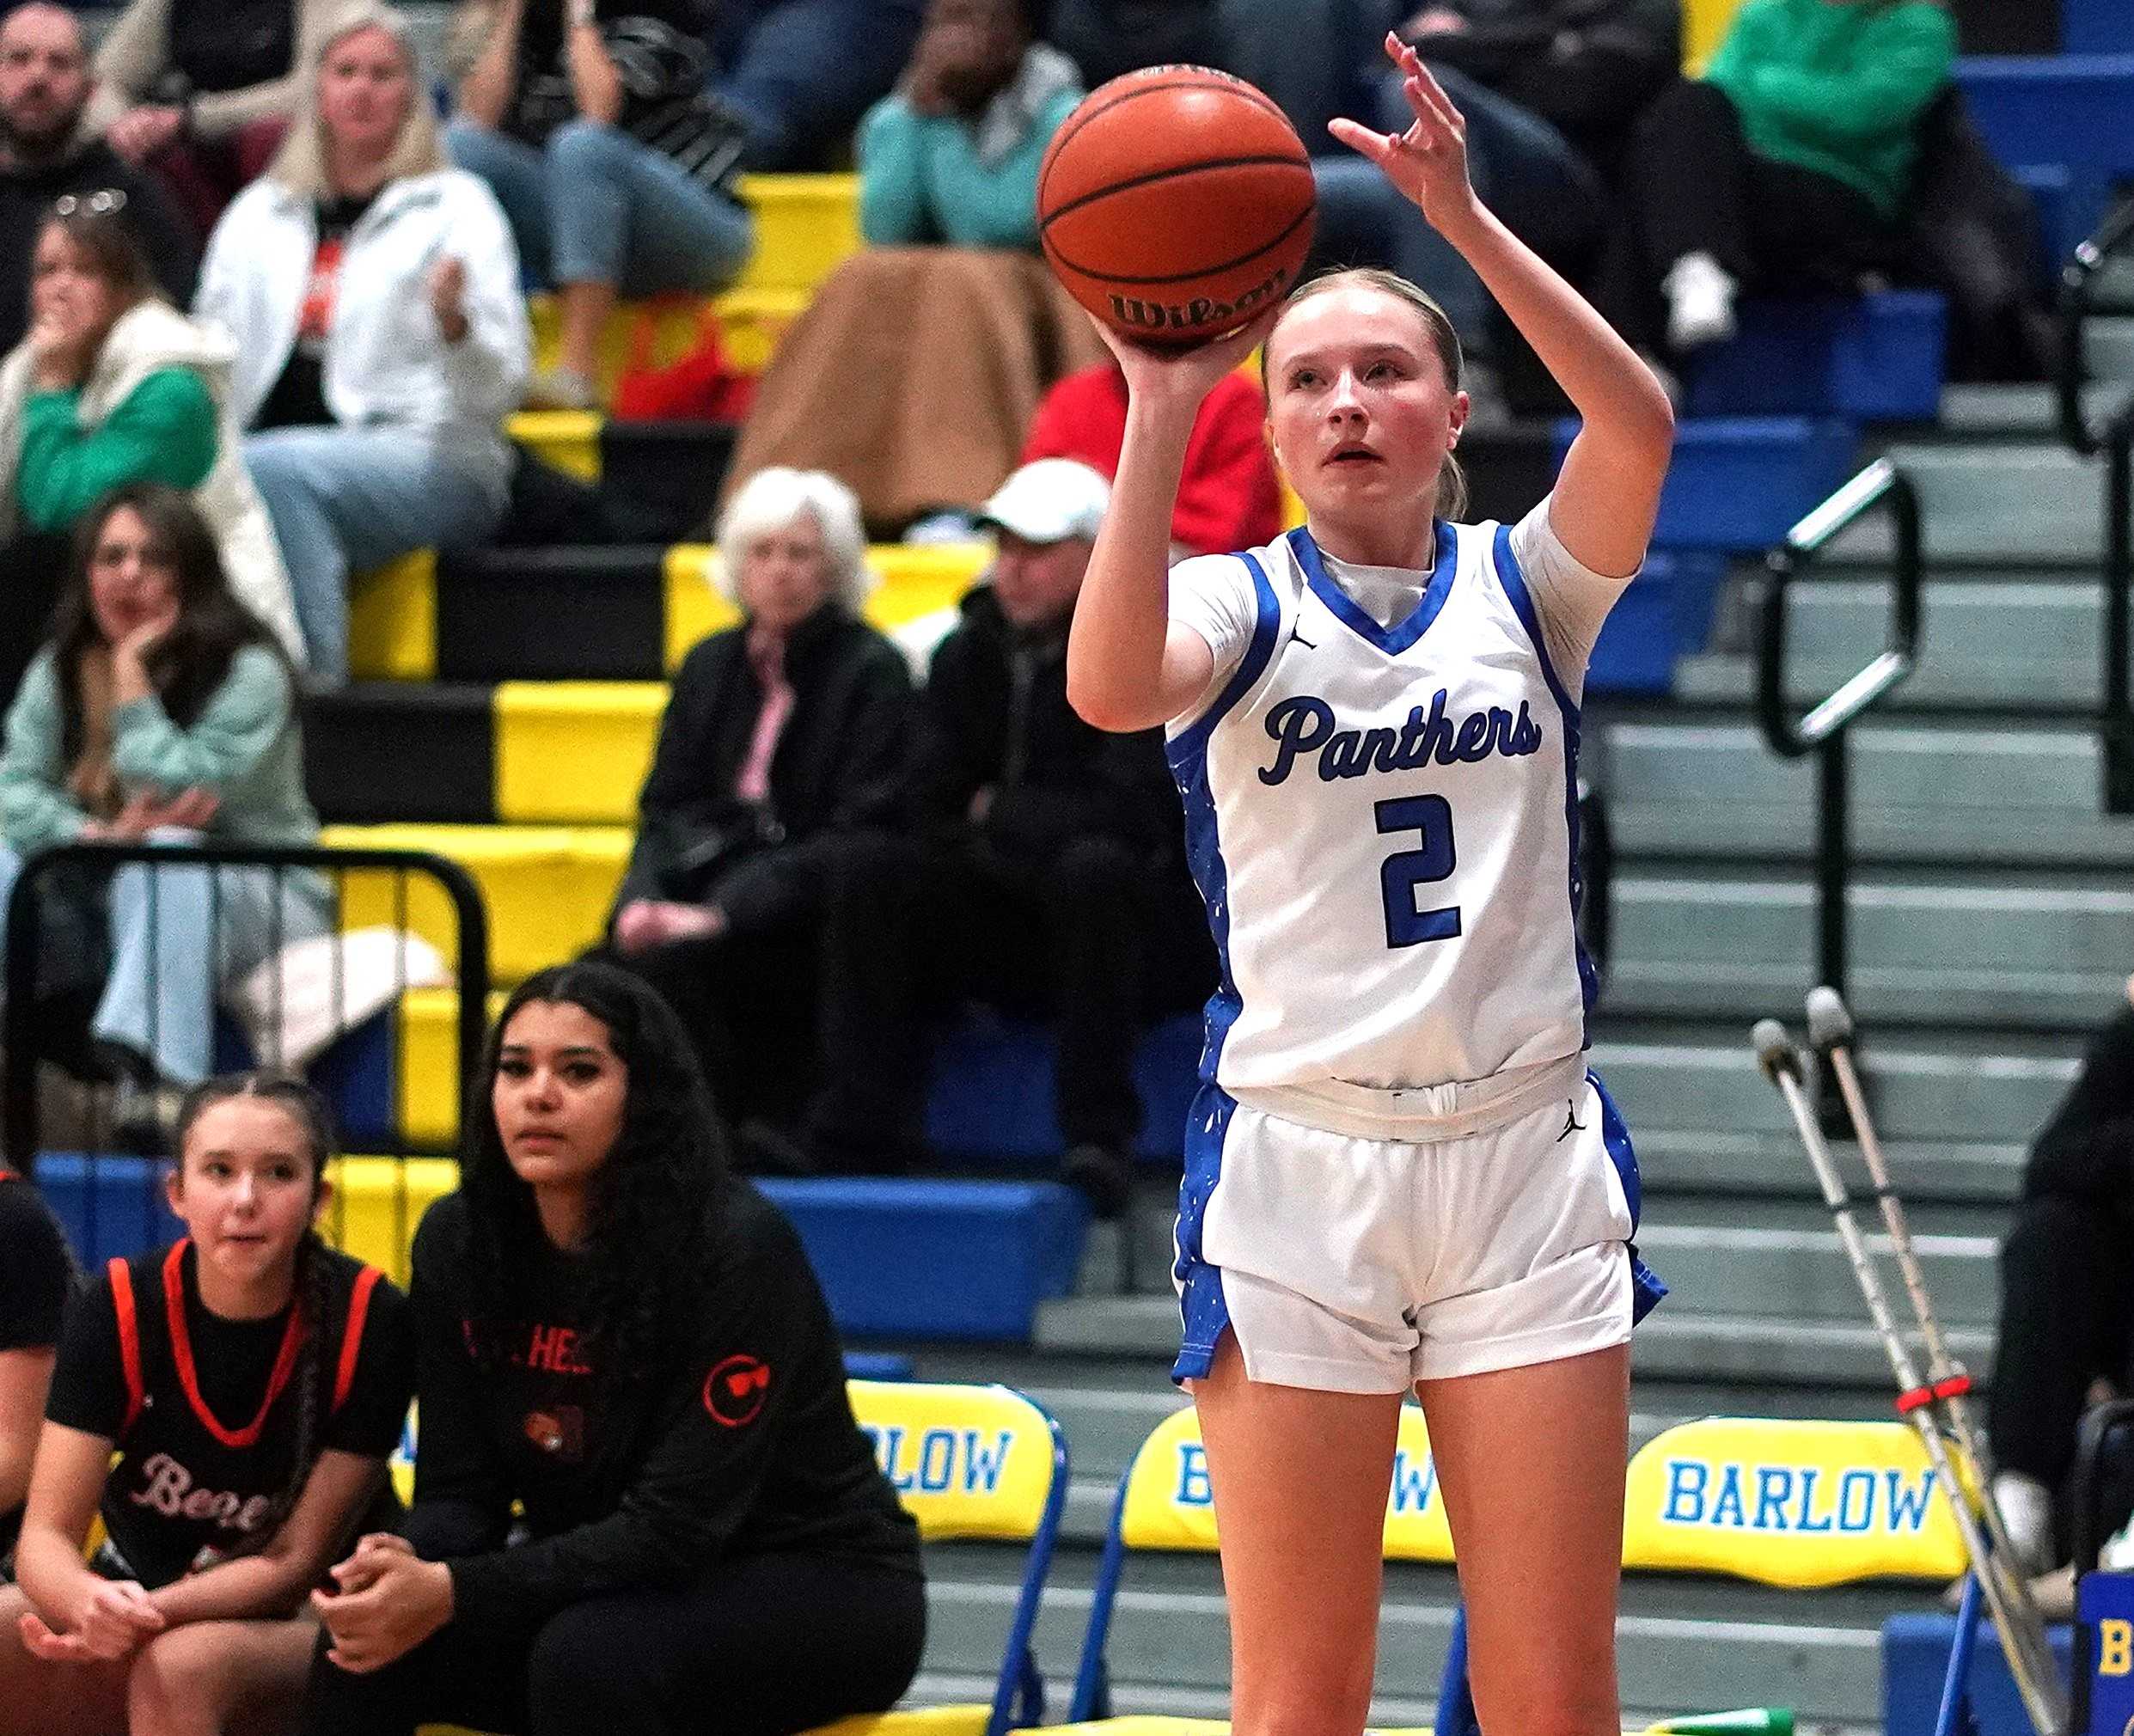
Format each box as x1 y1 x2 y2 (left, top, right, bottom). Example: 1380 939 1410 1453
1330 34 1480 239
1098 305 1281 419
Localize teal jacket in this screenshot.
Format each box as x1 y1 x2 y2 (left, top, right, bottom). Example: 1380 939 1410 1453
858 46 1083 249
0 644 318 855
1706 0 1955 217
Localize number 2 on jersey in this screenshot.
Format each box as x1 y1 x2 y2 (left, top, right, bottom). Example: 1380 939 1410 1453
1375 794 1462 948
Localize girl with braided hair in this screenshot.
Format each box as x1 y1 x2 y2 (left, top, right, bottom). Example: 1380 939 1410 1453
0 1071 413 1736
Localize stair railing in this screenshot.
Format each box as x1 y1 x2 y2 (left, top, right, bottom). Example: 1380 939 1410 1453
2056 195 2134 811
1757 458 1924 1005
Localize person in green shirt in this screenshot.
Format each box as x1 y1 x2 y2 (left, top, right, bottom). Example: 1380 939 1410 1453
0 207 303 712
1594 0 1956 362
0 482 327 1140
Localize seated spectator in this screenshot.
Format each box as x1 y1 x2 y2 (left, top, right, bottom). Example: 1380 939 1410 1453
607 468 910 1160
0 207 299 709
0 1164 72 1580
1313 0 1676 364
805 460 1214 1214
1023 359 1281 559
0 486 328 1133
84 0 336 236
1596 0 1954 364
1989 974 2134 1573
725 0 1098 531
302 962 926 1736
859 0 1079 251
0 1073 412 1736
712 0 925 172
200 3 529 688
0 3 198 354
445 0 754 412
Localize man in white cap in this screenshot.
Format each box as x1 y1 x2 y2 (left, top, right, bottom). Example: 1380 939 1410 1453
805 458 1211 1217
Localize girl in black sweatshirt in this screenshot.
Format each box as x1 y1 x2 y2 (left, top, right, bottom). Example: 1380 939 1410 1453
303 960 924 1736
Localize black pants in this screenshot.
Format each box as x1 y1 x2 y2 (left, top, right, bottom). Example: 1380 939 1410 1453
1597 78 1908 354
300 1552 926 1736
611 919 820 1138
808 831 1212 1168
1988 1192 2134 1493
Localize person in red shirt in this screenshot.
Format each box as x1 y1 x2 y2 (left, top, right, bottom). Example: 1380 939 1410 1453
1021 361 1281 559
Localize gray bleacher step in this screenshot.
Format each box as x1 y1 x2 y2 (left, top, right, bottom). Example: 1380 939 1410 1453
1938 382 2131 437
919 1550 1916 1727
1824 444 2105 564
2088 315 2134 382
1030 1295 1988 1388
1631 1127 2028 1203
1604 867 2134 1029
1590 1025 2078 1154
1633 1223 1997 1325
1594 717 2134 865
1672 649 2119 713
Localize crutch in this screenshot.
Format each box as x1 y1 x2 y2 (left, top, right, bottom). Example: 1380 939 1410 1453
1752 1019 2070 1736
1807 988 2064 1631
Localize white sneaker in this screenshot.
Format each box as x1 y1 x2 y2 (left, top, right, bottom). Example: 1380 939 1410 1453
1991 1470 2056 1573
1663 251 1740 351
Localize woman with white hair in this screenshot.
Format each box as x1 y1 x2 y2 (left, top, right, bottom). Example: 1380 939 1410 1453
193 3 530 687
607 467 912 1163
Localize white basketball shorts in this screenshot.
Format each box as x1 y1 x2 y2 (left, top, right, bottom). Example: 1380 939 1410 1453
1171 1071 1666 1391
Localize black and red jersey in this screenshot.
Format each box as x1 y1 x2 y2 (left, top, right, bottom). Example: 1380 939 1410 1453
45 1238 413 1587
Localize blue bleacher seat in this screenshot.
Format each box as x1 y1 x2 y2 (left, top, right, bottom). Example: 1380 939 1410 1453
759 1177 1089 1342
1880 1613 2076 1736
926 1012 1202 1164
1586 550 1729 695
2064 0 2134 53
1954 56 2134 181
1557 418 1860 553
1685 294 1947 422
33 1154 180 1263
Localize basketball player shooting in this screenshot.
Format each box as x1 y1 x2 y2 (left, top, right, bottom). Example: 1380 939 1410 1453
1065 34 1678 1736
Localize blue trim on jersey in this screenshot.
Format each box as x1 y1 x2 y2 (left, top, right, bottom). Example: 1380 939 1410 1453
1491 523 1599 1033
1171 1083 1239 1384
1289 521 1460 657
1592 1071 1668 1323
1163 552 1280 1387
1170 553 1283 765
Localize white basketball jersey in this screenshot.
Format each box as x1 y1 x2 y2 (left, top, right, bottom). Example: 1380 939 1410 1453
1167 520 1593 1098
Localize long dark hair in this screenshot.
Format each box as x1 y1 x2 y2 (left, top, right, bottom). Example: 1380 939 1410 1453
171 1073 339 1555
52 484 286 766
462 962 729 1384
33 206 157 318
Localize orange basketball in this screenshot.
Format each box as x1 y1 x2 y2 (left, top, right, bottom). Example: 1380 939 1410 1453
1037 66 1316 349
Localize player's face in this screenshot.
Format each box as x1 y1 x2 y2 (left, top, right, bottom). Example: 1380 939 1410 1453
1265 287 1467 524
167 1098 327 1304
315 26 412 160
735 511 835 634
492 1000 629 1207
990 530 1091 631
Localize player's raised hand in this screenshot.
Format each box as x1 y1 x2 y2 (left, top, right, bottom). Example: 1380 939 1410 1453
1096 304 1281 417
1330 34 1478 236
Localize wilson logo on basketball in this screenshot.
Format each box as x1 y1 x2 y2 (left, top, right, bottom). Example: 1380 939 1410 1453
703 1354 772 1427
1106 264 1294 339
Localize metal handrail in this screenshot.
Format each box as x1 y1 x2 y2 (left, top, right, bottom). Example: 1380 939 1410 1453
2056 193 2134 461
2057 199 2134 811
1757 459 1924 1002
2 841 490 1179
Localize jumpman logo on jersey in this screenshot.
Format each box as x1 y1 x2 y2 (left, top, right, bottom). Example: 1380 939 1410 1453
1289 625 1318 651
1557 1100 1587 1142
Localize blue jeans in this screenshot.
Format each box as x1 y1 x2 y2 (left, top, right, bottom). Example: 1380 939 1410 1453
712 0 924 171
0 833 331 1086
1216 0 1398 155
244 427 510 687
444 117 755 296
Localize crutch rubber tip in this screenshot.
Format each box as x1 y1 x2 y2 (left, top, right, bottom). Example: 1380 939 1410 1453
1752 1019 1801 1082
1642 1712 1795 1736
1807 985 1854 1051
